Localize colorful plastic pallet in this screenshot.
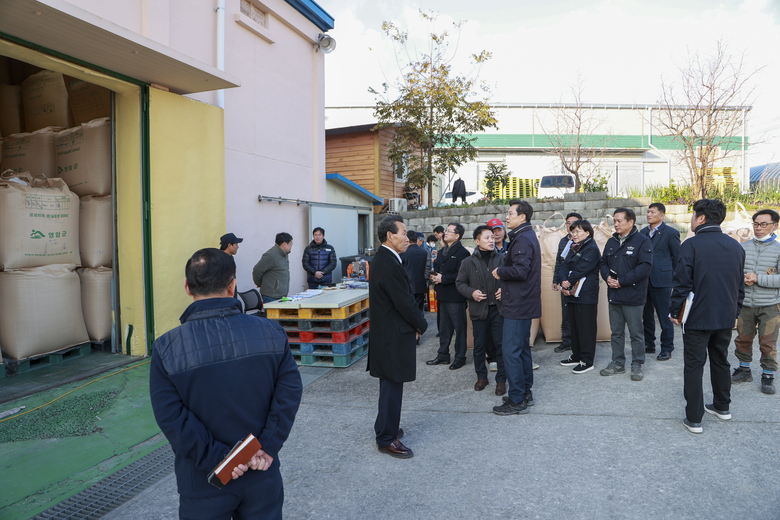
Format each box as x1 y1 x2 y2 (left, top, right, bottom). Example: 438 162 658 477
291 343 368 368
291 330 370 356
287 321 370 344
266 298 369 321
3 343 92 376
276 308 370 332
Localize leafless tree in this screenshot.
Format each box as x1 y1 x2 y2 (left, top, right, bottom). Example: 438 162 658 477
537 78 615 193
654 40 760 199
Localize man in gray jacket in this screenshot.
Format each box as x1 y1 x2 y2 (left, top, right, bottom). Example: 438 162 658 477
252 232 293 303
732 209 780 395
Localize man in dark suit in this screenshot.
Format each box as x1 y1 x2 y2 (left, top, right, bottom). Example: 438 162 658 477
670 199 745 434
552 212 582 353
402 230 431 315
367 216 428 458
641 203 681 361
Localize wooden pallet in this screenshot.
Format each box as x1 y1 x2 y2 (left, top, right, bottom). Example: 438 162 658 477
275 308 370 332
291 343 368 368
267 298 369 321
3 343 92 376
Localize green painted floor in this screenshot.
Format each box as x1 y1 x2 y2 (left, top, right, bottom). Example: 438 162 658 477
0 355 166 519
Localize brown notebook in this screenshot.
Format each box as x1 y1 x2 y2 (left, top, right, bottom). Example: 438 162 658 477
207 434 262 488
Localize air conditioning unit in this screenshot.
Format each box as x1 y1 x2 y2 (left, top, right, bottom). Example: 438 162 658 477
387 198 407 214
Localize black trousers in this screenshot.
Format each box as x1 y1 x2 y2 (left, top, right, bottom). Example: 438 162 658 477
471 306 506 382
644 284 675 352
414 293 426 315
375 379 404 447
683 328 732 423
179 470 283 520
569 302 598 366
560 291 572 348
437 301 468 362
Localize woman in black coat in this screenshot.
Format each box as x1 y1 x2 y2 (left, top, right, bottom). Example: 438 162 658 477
558 220 600 374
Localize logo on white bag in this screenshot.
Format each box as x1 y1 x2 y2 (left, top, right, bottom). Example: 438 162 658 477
30 230 45 239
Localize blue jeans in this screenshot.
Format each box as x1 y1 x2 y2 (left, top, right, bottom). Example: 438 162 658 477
644 285 674 353
262 295 279 304
502 318 533 403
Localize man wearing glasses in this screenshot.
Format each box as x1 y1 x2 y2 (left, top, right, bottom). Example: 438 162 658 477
491 200 542 415
731 209 780 395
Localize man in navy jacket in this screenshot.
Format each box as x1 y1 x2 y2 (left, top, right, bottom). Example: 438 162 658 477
150 248 302 519
401 230 431 314
641 203 681 361
670 199 745 434
302 227 337 288
491 200 542 415
599 208 653 381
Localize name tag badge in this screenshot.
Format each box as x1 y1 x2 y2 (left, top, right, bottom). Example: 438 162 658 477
626 251 633 255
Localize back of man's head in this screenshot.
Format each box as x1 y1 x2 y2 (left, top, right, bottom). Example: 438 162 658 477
406 230 418 243
185 248 236 298
692 199 727 225
275 232 293 246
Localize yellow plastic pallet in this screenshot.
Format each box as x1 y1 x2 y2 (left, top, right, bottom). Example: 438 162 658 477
267 298 369 321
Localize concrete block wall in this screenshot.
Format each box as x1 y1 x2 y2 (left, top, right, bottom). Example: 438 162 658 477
376 192 692 249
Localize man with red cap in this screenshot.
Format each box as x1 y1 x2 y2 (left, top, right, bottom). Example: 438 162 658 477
489 218 508 254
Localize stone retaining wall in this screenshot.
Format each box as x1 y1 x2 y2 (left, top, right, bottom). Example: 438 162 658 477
375 192 694 248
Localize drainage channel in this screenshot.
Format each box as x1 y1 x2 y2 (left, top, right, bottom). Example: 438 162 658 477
33 444 174 519
32 366 332 519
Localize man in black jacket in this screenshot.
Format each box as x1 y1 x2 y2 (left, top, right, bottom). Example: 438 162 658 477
552 212 582 353
301 227 337 289
368 216 428 458
491 200 542 415
401 230 431 314
427 222 471 369
641 203 681 360
670 199 745 434
456 225 507 395
599 208 653 381
150 248 301 519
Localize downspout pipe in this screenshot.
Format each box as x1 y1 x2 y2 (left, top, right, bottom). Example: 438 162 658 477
648 107 672 184
216 0 225 109
742 108 748 193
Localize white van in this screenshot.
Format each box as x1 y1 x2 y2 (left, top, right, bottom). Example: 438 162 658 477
536 174 576 199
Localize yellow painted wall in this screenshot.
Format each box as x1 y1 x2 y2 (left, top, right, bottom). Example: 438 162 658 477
149 88 226 338
0 38 148 356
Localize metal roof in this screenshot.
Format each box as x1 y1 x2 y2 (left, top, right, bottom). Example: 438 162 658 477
0 0 240 94
326 173 383 205
750 163 780 183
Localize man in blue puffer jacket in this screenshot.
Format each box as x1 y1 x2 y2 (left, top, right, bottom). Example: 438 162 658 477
150 248 302 519
302 227 337 289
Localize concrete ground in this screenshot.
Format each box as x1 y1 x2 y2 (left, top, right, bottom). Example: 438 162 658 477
105 313 780 520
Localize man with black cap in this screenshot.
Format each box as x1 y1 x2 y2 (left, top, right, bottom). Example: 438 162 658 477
220 233 243 256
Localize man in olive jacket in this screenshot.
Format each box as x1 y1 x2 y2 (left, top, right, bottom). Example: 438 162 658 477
456 225 507 395
252 232 293 303
367 216 428 459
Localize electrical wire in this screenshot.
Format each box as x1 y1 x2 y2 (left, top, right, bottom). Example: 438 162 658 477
0 359 151 424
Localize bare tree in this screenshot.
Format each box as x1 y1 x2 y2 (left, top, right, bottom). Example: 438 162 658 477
655 40 759 199
537 79 615 193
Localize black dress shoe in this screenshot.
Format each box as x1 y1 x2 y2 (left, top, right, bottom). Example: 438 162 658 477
426 358 450 366
378 439 413 459
449 359 466 370
657 351 672 361
645 346 656 354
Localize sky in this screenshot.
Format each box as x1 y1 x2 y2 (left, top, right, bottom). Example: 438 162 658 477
317 0 780 167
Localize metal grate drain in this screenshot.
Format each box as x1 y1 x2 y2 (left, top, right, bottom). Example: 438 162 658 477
34 444 174 519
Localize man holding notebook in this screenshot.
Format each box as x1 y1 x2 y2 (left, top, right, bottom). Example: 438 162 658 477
671 199 745 434
150 248 302 518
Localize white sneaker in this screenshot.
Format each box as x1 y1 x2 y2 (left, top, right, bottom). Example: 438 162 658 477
704 404 731 420
488 362 498 372
532 362 539 370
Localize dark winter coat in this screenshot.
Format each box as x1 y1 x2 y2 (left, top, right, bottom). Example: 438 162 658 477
599 226 653 306
496 222 542 320
640 221 680 288
302 239 337 285
367 246 428 383
670 224 745 330
150 298 301 498
401 243 431 295
452 178 467 201
252 244 290 299
552 234 572 285
558 237 601 305
456 248 504 320
433 240 470 303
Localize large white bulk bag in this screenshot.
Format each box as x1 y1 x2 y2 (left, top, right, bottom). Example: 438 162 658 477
593 216 615 342
79 195 112 267
0 171 81 270
1 127 61 178
55 117 111 196
538 215 567 342
21 70 73 132
64 77 111 126
78 267 112 341
0 264 89 359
